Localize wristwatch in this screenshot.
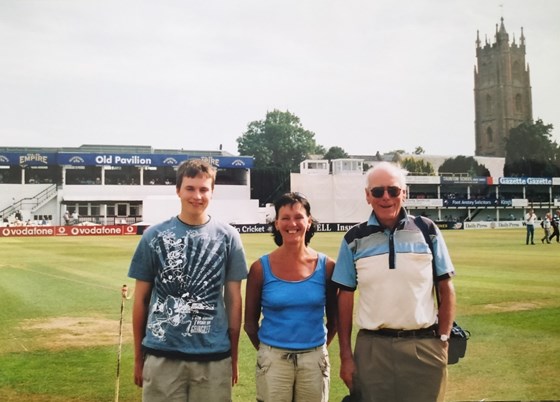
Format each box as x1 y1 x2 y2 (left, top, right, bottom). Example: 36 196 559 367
440 334 449 342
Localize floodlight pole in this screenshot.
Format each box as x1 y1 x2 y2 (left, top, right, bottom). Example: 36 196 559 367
115 284 128 402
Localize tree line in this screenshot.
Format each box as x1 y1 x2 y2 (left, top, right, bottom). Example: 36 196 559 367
236 110 557 204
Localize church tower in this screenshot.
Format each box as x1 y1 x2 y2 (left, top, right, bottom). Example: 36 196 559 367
474 18 533 157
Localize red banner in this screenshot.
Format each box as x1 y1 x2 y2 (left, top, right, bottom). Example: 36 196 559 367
0 225 138 238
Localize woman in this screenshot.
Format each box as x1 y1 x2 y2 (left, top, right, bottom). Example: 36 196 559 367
244 192 337 402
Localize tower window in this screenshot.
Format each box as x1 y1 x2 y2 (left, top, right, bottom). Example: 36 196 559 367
515 94 522 112
512 61 521 82
486 127 493 144
486 94 493 114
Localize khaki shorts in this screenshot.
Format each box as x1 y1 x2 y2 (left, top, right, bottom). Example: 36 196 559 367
255 343 330 402
142 354 232 402
353 330 447 402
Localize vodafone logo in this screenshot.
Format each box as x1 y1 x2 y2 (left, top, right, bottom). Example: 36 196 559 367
1 226 55 237
70 226 122 236
1 225 139 237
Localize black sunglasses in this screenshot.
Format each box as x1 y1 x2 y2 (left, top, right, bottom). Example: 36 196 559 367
370 186 402 198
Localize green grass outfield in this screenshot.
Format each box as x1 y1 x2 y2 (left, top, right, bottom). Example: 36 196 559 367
1 228 559 401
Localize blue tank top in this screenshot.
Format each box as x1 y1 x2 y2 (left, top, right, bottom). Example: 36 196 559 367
258 253 327 350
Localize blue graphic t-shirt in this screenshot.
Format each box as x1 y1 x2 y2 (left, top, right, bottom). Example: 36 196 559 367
128 216 248 359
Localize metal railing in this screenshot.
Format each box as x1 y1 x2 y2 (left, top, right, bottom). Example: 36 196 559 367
67 216 144 226
0 184 58 219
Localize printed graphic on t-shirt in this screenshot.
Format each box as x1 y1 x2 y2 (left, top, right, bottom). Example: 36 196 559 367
146 228 225 340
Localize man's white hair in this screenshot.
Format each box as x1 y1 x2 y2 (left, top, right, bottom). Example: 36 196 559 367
365 162 407 188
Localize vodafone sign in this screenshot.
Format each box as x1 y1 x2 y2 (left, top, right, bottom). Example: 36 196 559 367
1 225 138 238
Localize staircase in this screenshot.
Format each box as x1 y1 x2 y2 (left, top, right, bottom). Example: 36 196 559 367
0 184 58 221
466 208 483 222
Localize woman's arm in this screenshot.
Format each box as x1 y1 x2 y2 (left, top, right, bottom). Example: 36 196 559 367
243 260 264 350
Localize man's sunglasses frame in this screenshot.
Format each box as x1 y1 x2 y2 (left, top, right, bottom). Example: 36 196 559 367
369 186 402 198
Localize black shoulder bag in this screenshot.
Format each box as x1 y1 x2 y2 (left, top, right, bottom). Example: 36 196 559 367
414 216 470 364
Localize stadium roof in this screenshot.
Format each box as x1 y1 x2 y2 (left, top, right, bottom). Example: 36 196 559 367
0 144 236 157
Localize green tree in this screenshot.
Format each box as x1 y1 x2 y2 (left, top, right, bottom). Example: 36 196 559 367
438 155 490 176
401 157 435 175
237 110 319 205
504 119 559 176
388 150 406 163
314 144 327 156
237 109 318 171
323 146 349 161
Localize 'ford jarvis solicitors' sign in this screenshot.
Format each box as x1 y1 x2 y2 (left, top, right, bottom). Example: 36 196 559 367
56 153 254 169
443 199 513 207
498 177 552 185
441 176 491 185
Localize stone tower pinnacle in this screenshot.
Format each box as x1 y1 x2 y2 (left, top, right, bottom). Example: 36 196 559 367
474 18 533 157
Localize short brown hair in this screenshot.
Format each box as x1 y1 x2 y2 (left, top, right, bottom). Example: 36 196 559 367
175 159 217 189
271 192 317 246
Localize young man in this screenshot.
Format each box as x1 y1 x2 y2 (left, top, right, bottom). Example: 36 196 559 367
129 159 248 401
333 162 456 402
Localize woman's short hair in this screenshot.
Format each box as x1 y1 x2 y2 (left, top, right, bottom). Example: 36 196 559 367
271 192 318 246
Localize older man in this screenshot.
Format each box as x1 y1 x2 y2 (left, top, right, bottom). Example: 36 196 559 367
333 162 456 402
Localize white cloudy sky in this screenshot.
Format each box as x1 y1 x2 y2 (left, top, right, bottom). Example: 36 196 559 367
1 0 559 157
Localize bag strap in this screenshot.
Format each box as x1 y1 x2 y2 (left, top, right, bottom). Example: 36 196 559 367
414 215 441 307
